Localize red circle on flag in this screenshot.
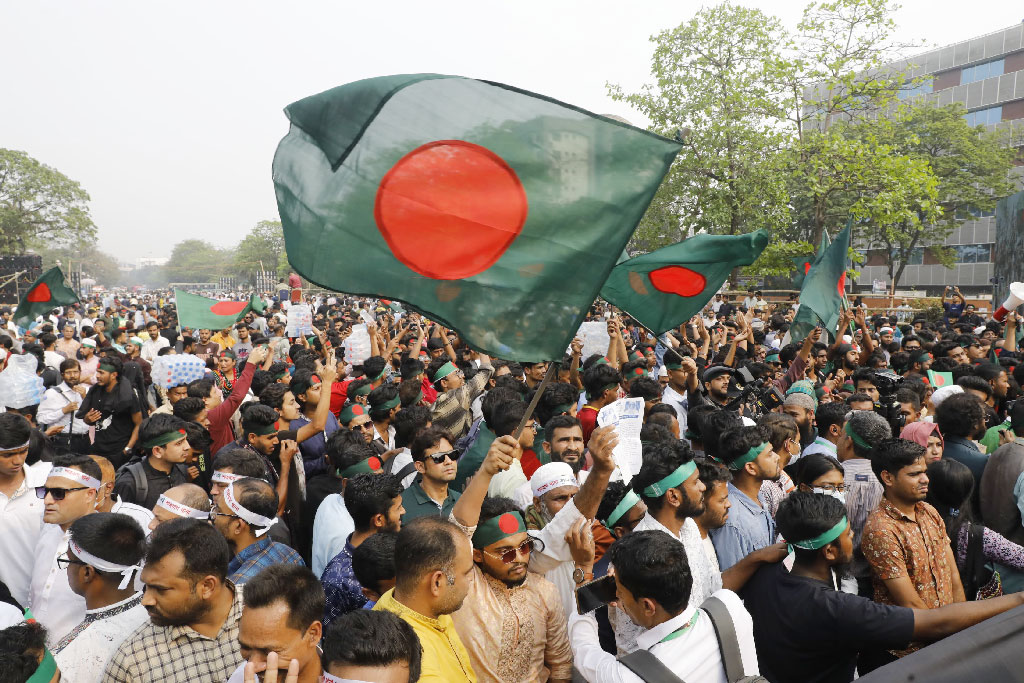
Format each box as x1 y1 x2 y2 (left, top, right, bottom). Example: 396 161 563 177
368 456 382 471
803 262 811 274
837 272 847 296
375 140 529 280
210 301 248 316
26 283 51 303
498 513 519 534
647 266 707 298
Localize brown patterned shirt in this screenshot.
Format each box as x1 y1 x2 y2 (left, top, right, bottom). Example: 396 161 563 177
862 498 958 655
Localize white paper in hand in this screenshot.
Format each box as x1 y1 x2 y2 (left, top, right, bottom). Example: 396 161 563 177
597 397 644 484
576 321 611 361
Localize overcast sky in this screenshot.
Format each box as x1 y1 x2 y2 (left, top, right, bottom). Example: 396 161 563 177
3 1 1022 263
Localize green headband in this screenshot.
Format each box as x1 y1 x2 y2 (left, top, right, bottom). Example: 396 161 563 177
409 390 424 405
140 429 187 450
787 516 848 554
372 395 401 412
340 403 367 423
663 361 683 370
372 365 388 381
551 404 572 416
594 357 609 366
765 354 780 363
844 422 872 451
350 383 374 397
917 351 933 364
272 370 289 380
340 455 383 478
728 442 769 471
629 367 646 377
98 363 117 373
643 461 697 497
588 382 619 400
472 511 527 549
248 421 279 437
433 361 457 382
603 490 641 528
26 648 57 683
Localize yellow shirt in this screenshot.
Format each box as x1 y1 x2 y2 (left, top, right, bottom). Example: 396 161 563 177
374 589 477 682
210 331 237 349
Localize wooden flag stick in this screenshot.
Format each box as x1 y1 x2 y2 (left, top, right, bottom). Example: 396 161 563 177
512 362 559 440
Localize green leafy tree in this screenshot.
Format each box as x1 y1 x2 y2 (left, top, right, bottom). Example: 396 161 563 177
233 220 288 280
165 239 233 283
0 149 97 254
36 242 122 287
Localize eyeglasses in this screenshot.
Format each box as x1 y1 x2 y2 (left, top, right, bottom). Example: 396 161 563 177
813 483 847 493
56 552 85 570
210 508 240 521
36 486 89 501
356 422 375 431
482 538 542 564
426 449 460 465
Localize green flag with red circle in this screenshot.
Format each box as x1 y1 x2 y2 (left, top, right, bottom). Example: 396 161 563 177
272 74 681 361
788 225 851 343
600 231 769 334
13 267 79 327
173 289 265 331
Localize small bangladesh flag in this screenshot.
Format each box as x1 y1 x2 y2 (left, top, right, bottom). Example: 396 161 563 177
600 231 769 334
174 289 266 331
927 369 953 388
272 74 681 361
13 267 79 327
788 224 851 344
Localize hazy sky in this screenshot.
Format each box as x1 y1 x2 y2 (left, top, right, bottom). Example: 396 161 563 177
3 1 1022 263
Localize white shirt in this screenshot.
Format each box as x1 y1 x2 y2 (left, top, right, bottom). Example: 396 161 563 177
53 594 148 683
44 349 66 371
0 462 50 605
387 447 418 489
140 335 169 363
570 589 759 683
661 384 689 437
38 382 90 434
30 524 86 644
311 494 355 578
526 497 588 621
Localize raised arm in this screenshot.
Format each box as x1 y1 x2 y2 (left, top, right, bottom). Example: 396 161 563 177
295 354 338 442
452 435 518 527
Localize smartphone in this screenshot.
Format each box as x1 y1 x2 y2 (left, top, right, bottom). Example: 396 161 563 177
575 574 617 614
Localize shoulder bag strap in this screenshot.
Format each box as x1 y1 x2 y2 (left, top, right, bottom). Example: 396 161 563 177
617 649 687 683
701 595 745 683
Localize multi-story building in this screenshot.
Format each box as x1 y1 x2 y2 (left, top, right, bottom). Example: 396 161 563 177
848 22 1024 297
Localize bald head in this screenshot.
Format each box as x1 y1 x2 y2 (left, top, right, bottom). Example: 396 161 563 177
149 483 212 531
89 454 115 485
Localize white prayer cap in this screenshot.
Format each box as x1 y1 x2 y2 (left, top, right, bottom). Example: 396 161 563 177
740 416 757 427
879 326 894 334
930 385 964 408
531 462 577 498
658 365 669 378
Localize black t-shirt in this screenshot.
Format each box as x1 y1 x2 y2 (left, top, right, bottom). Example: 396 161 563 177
83 384 142 456
740 563 914 683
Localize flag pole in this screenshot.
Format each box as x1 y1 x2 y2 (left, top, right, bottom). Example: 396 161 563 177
512 362 558 440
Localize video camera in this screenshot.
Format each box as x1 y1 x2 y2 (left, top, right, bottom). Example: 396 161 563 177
723 366 785 418
872 369 905 434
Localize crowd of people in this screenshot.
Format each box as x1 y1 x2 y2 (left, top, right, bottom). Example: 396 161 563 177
1 282 1024 683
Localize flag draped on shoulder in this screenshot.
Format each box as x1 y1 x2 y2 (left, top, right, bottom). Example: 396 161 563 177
13 267 79 326
788 225 851 343
174 289 265 331
272 74 681 361
601 230 769 334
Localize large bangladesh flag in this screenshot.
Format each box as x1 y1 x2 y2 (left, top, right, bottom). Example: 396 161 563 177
13 267 79 326
792 233 829 289
788 225 851 343
174 289 266 331
600 231 769 334
272 74 681 361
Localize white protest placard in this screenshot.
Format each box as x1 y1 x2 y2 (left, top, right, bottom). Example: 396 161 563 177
596 397 644 483
576 321 610 361
286 303 313 338
343 323 372 365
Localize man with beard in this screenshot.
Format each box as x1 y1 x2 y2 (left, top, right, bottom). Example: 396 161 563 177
446 448 573 683
695 460 733 575
212 478 304 585
192 328 220 361
861 439 964 666
710 426 781 572
742 492 1024 683
76 356 143 467
321 473 405 628
699 364 734 409
400 427 461 523
103 518 244 682
522 462 579 531
78 337 99 384
37 358 91 454
782 390 818 454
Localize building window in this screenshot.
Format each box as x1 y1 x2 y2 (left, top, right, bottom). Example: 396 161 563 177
907 247 924 265
897 81 932 100
954 244 993 263
964 106 1003 127
961 58 1004 85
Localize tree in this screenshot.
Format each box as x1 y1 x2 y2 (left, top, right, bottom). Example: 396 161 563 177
36 242 123 288
607 2 793 250
0 149 97 254
164 239 233 283
233 220 288 280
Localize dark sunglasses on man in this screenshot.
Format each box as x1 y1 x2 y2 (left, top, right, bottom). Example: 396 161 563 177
425 449 460 465
482 538 544 564
35 486 89 501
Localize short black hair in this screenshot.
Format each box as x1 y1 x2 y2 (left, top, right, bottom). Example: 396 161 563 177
935 393 985 440
628 376 662 402
400 357 425 381
393 517 460 593
534 382 579 426
99 354 123 378
351 531 397 596
639 423 674 444
632 440 695 511
815 402 847 434
173 396 207 423
241 403 279 439
367 384 400 422
545 414 582 442
145 517 231 584
398 379 423 408
0 412 32 449
870 438 927 484
700 411 743 461
69 512 146 575
776 491 847 563
583 363 621 400
490 399 528 438
0 620 50 683
363 356 387 382
258 382 290 410
410 426 455 461
393 404 432 449
718 425 770 469
696 458 732 493
344 473 403 532
895 388 921 411
596 481 635 528
479 496 520 527
187 378 215 400
138 414 187 454
758 413 797 451
608 530 692 614
956 375 993 400
182 421 212 454
481 387 521 429
321 610 421 682
243 564 325 631
51 452 103 484
791 454 844 489
211 448 268 480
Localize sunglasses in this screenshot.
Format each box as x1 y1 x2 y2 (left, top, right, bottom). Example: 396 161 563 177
35 486 89 501
426 449 460 465
482 538 542 564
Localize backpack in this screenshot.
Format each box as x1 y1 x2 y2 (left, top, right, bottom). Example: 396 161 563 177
617 595 768 683
115 460 149 507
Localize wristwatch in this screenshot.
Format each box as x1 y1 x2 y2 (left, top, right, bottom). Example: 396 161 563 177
573 567 594 585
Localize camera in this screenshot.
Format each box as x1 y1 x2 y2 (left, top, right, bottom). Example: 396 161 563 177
723 366 785 418
872 369 905 434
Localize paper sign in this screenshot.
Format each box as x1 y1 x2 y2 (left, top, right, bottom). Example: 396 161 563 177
596 397 644 483
286 304 313 337
576 321 611 361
